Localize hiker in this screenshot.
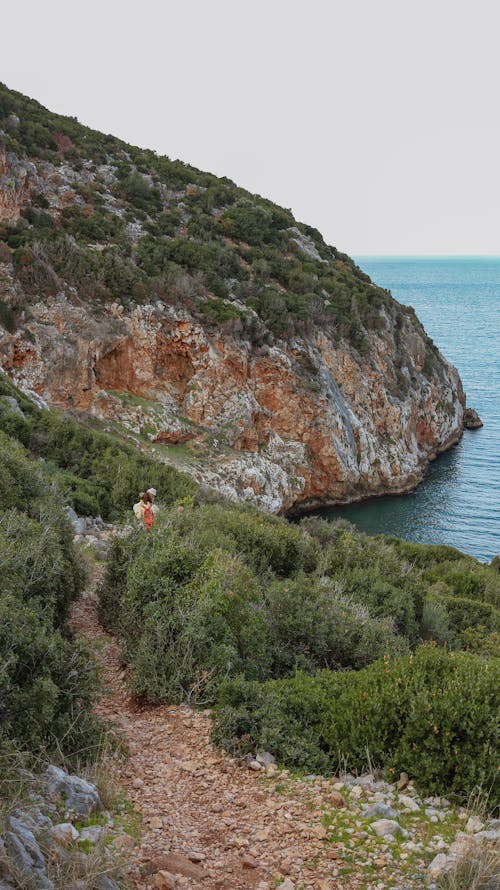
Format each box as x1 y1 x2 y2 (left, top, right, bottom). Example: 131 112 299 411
133 491 155 529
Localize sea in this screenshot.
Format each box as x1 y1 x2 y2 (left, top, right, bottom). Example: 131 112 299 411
319 256 500 563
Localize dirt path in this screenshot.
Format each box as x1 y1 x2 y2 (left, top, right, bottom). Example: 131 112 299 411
71 576 353 890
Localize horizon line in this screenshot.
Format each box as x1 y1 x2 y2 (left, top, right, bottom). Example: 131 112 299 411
353 253 500 258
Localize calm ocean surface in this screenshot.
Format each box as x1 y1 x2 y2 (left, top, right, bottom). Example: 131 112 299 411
320 256 500 563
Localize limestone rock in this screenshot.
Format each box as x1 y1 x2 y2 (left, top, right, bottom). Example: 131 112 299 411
370 819 407 838
465 815 484 833
363 803 398 820
4 817 53 889
427 852 452 880
463 407 483 429
79 824 103 843
52 822 80 844
0 289 465 514
44 765 100 816
398 794 420 812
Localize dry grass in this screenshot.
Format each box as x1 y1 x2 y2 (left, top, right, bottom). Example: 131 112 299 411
436 844 499 890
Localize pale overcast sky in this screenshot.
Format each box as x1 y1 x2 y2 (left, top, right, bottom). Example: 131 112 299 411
3 0 500 255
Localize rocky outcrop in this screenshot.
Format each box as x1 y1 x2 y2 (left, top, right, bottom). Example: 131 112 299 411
463 407 483 430
0 286 466 513
0 766 123 890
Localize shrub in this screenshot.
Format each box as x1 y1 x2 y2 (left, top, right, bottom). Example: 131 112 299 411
435 593 500 634
321 531 425 641
0 423 100 766
129 549 270 703
0 592 100 759
263 574 408 675
213 646 500 803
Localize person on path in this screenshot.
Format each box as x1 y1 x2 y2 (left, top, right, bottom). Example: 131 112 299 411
133 491 155 529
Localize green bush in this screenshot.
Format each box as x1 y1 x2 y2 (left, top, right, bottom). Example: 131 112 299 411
435 594 500 634
320 530 425 641
0 592 100 759
213 646 500 803
0 422 100 766
129 549 270 703
262 574 408 675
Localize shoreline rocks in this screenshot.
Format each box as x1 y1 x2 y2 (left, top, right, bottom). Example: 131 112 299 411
463 407 483 429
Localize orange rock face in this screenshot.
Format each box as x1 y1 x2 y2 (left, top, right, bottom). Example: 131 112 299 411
0 295 465 512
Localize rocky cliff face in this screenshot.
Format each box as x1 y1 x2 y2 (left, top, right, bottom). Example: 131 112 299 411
0 84 466 512
0 284 464 512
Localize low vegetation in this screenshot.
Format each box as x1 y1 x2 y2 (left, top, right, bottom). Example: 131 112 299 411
99 503 499 805
0 375 194 770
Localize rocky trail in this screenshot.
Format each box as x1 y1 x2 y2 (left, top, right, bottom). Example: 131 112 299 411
71 572 352 890
70 564 498 890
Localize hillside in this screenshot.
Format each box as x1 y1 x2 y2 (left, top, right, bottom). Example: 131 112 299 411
0 374 498 888
0 83 467 512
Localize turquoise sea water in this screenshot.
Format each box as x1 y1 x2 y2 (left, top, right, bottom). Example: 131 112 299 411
320 256 500 563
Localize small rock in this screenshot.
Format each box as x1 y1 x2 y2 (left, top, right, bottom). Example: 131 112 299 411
248 760 262 771
371 819 407 839
79 824 103 843
44 766 100 817
363 803 398 820
154 853 204 880
187 851 206 862
397 772 410 791
352 774 375 787
256 751 276 766
331 791 346 808
242 853 259 868
149 817 163 830
112 833 135 849
463 407 483 429
132 778 145 789
255 828 270 841
465 815 484 833
398 794 420 812
154 873 176 890
427 852 452 880
52 822 79 844
179 761 199 774
278 880 295 890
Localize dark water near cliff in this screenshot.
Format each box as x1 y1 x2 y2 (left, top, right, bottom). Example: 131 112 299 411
319 257 500 563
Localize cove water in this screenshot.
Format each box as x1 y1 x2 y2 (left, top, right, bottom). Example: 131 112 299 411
319 256 500 563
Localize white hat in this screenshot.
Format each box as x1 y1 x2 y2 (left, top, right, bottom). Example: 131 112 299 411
147 487 157 496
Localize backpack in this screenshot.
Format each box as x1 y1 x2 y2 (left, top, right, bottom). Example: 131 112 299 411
143 503 154 529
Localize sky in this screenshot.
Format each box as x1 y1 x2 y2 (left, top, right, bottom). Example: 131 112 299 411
3 0 500 256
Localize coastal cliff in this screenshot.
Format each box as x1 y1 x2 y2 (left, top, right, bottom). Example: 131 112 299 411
0 83 465 512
